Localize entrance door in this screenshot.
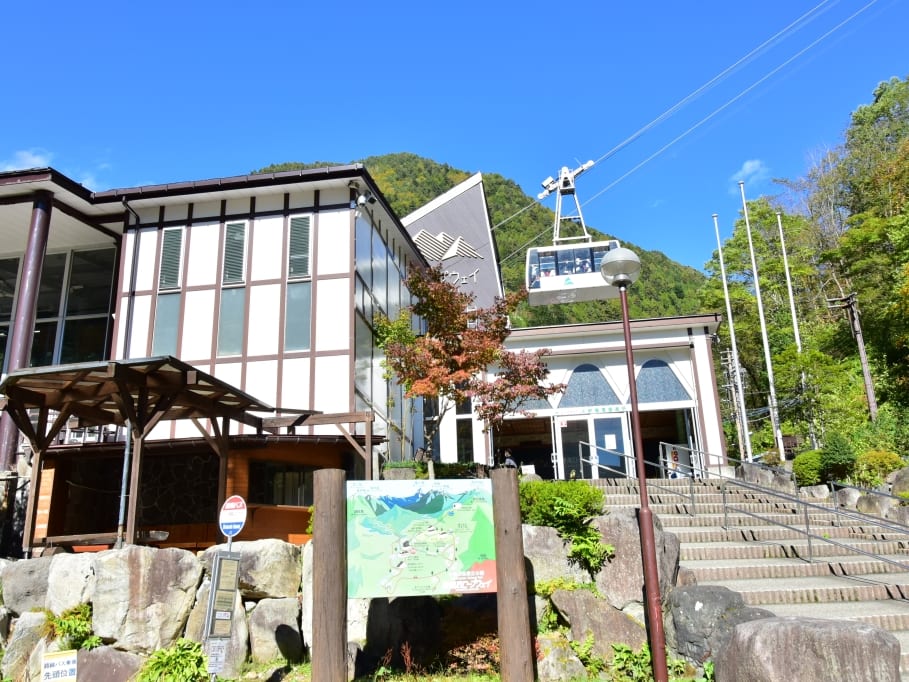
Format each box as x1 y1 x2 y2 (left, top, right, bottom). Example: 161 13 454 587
592 416 627 477
556 415 629 480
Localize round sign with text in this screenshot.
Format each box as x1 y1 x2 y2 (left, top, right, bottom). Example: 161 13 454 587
219 495 247 538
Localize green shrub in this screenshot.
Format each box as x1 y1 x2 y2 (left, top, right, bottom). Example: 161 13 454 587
135 638 207 682
519 480 612 574
820 433 857 483
760 449 782 468
852 449 904 488
792 450 822 487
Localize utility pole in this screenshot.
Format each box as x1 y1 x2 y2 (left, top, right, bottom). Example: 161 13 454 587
827 293 878 421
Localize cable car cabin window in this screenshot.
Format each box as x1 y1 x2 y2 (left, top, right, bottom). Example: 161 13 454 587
525 240 622 306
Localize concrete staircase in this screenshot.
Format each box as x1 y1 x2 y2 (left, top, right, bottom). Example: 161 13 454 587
592 476 909 676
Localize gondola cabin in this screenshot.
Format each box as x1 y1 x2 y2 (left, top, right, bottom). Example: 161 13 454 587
526 240 622 305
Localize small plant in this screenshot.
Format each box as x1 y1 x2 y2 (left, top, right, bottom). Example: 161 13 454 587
519 480 614 574
305 505 314 534
897 491 909 506
43 603 101 650
610 642 652 680
135 638 208 682
569 632 608 675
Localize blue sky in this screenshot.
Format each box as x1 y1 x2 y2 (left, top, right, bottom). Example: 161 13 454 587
2 1 906 272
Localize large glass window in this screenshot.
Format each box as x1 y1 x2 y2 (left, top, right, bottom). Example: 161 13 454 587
152 293 181 356
285 282 311 351
218 288 245 356
248 460 315 506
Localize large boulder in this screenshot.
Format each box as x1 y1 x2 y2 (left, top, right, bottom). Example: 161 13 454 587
715 616 900 682
591 509 679 610
834 486 861 509
736 462 796 493
1 610 47 681
856 492 895 518
1 555 54 615
46 552 95 615
202 539 302 599
535 630 587 681
549 588 646 662
248 597 303 664
522 524 590 586
889 467 909 497
76 646 144 682
92 546 202 654
667 585 773 664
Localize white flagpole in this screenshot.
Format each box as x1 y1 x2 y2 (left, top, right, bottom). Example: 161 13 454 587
739 182 786 459
713 214 753 462
776 211 817 449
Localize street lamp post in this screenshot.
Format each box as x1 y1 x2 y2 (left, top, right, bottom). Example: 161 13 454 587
601 247 668 682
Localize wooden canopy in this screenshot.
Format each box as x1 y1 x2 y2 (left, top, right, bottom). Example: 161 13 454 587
0 356 373 553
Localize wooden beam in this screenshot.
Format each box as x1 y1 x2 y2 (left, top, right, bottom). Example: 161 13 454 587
21 446 45 557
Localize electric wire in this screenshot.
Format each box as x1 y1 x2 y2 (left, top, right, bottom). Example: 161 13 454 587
492 0 877 268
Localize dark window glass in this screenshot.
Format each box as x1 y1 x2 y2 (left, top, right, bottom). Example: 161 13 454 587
60 317 109 364
36 253 67 317
66 249 115 316
248 460 315 506
30 320 57 367
0 258 20 323
456 419 474 464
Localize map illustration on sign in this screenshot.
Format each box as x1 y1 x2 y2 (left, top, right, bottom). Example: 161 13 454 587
347 479 496 598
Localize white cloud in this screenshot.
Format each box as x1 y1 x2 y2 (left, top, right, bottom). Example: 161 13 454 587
728 159 770 195
1 148 53 171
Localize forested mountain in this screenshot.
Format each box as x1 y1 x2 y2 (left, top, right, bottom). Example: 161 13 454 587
254 155 706 327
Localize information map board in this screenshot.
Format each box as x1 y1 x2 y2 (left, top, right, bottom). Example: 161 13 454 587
347 479 496 598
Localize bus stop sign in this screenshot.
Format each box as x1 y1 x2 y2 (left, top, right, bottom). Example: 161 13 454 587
219 495 247 538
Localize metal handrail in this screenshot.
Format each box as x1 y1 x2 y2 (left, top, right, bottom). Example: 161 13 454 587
575 439 909 572
578 442 700 516
719 476 909 571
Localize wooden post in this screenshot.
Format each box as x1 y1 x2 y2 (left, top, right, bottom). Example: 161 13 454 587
312 469 347 682
491 468 533 681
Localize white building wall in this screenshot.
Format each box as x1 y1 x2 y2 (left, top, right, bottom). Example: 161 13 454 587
316 211 351 275
181 290 216 361
248 284 281 357
185 222 219 288
250 216 284 281
314 279 350 351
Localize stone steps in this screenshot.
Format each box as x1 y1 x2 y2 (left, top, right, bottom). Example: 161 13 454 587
604 476 909 676
681 539 909 561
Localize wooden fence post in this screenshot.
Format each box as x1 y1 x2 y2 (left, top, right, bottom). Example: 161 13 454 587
312 469 347 682
492 468 533 680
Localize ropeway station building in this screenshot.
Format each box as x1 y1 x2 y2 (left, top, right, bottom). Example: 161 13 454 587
0 165 726 556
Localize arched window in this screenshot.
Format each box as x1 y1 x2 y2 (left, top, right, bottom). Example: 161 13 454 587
636 359 690 403
558 363 620 408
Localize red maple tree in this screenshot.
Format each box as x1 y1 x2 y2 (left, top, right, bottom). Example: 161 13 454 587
375 266 564 457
